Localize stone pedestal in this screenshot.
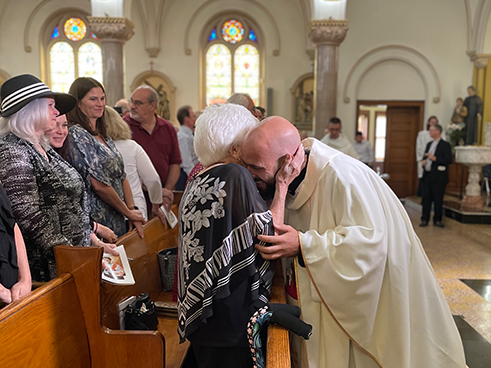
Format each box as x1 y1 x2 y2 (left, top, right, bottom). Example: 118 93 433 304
309 19 348 139
87 17 134 106
455 146 491 209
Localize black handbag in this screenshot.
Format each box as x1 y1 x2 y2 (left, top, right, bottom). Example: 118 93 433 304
124 293 159 330
158 247 177 291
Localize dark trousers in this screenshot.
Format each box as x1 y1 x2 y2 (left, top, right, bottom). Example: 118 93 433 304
421 173 447 223
175 169 188 191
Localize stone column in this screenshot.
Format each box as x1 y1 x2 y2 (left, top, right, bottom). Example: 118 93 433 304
475 57 488 145
87 17 134 106
309 20 349 139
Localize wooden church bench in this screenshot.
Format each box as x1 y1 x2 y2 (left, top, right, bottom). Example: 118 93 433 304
0 245 165 368
101 206 189 368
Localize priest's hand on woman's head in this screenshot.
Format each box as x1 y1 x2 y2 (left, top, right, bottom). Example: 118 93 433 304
255 223 300 260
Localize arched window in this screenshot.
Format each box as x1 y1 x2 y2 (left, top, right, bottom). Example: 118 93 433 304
45 14 102 92
203 16 262 107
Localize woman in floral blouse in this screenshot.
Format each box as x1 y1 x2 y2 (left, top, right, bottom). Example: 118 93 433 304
65 78 145 237
177 103 302 368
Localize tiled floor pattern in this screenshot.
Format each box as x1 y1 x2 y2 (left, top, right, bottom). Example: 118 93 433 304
454 316 491 368
405 203 491 366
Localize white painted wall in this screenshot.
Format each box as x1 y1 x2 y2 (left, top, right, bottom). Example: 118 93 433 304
0 0 479 139
338 0 474 140
124 0 312 118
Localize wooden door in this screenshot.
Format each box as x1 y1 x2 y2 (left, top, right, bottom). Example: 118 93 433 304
385 106 421 198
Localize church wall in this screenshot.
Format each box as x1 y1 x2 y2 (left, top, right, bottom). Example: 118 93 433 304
0 0 90 78
337 0 474 140
0 0 476 140
124 0 312 121
0 0 312 124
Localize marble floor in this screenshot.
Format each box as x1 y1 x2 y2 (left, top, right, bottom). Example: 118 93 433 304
405 202 491 367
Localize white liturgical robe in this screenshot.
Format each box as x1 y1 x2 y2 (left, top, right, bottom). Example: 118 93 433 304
320 132 359 159
416 130 432 179
285 138 465 368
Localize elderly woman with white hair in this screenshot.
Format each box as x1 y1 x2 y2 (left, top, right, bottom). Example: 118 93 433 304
0 74 91 282
177 103 302 368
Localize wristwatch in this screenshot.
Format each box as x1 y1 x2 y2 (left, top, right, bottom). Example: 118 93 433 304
132 206 139 210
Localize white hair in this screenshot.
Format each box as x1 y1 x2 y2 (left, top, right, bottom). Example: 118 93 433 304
115 98 130 113
134 85 159 105
194 104 258 166
0 98 50 147
226 93 252 108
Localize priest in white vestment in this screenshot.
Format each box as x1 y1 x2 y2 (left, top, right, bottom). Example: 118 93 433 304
320 117 359 159
241 117 466 368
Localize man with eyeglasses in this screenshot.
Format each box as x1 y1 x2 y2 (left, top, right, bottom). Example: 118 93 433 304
124 85 182 214
320 117 359 159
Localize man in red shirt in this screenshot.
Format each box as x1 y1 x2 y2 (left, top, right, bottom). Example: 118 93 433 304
124 86 181 212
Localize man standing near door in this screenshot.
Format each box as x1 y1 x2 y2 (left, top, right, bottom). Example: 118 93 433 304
420 124 452 227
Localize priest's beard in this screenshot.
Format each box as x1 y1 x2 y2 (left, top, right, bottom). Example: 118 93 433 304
257 181 276 202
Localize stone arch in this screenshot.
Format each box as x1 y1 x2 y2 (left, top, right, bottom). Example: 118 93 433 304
183 0 281 56
0 69 11 89
343 45 441 105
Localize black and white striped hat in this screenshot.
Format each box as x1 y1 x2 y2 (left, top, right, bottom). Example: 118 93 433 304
0 74 76 118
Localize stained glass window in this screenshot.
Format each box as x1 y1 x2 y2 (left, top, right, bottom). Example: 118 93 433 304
249 29 257 42
49 42 75 93
206 44 232 105
64 18 87 41
208 28 217 42
51 26 60 40
90 33 99 40
234 44 260 105
78 42 103 81
221 20 244 44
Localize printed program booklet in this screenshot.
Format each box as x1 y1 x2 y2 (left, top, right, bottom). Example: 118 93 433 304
101 245 135 285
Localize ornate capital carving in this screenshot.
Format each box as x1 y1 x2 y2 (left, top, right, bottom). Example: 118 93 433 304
309 19 349 46
87 17 135 42
475 57 488 69
146 47 161 58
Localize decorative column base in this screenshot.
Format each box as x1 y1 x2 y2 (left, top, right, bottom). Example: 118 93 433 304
461 195 484 209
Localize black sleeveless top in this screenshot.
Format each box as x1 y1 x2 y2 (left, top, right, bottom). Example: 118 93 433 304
0 183 18 289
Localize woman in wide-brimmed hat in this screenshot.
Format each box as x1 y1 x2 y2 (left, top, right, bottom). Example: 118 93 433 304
0 74 92 282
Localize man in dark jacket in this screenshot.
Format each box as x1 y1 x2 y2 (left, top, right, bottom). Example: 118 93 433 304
420 124 453 227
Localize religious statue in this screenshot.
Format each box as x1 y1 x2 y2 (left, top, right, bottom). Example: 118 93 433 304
144 79 171 121
296 91 313 124
451 97 467 124
463 85 483 145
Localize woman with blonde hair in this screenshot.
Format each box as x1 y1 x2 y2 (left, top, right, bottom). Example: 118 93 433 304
105 106 165 223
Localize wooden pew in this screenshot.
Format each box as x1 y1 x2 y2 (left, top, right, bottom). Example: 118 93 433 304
101 207 189 368
0 196 290 368
101 202 290 368
267 275 291 367
0 245 164 368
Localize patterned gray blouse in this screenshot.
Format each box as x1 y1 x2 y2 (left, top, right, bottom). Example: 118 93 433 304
65 125 127 236
0 133 91 281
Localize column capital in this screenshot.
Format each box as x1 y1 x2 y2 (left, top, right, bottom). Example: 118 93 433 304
309 19 349 46
87 17 135 42
474 57 488 69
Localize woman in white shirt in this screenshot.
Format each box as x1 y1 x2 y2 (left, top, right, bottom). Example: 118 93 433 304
416 116 438 195
104 106 165 223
